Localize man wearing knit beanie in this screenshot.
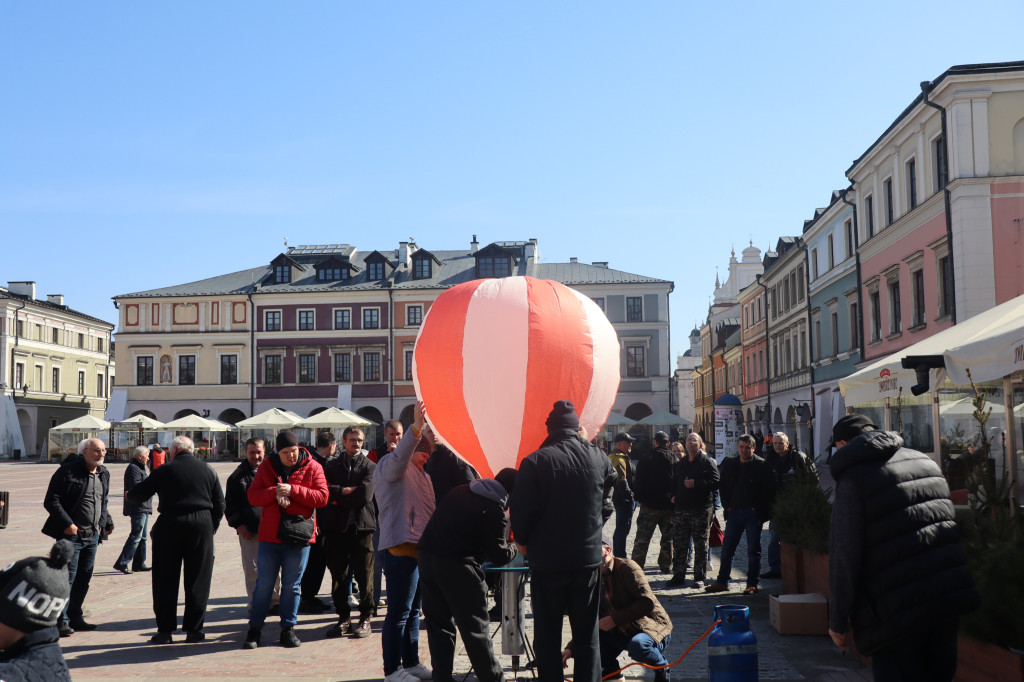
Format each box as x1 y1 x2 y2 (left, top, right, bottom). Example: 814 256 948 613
510 400 617 682
0 540 74 681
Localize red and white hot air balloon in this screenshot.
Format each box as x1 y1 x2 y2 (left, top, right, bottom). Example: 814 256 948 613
412 276 620 478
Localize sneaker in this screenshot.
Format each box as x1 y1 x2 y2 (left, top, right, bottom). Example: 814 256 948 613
352 618 371 638
149 632 173 644
348 593 360 608
384 671 418 682
280 627 301 648
242 628 261 649
404 662 433 679
760 570 782 579
325 620 350 639
666 575 688 588
743 585 759 595
691 578 707 589
58 623 75 638
704 581 729 593
69 619 97 631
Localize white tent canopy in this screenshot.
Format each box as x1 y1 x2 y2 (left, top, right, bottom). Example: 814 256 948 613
841 293 1024 405
113 414 165 430
236 408 302 429
296 408 376 429
637 411 694 426
162 414 234 432
602 412 636 426
49 415 111 433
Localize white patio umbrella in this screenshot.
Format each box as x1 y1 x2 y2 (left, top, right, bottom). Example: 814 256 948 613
235 408 302 429
48 414 111 433
296 408 376 428
637 411 694 427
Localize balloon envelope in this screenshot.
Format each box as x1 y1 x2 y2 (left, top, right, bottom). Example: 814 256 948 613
413 276 620 477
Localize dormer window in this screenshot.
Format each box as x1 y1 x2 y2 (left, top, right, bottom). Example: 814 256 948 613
274 264 291 284
477 256 511 278
412 257 431 279
317 267 347 282
368 262 384 281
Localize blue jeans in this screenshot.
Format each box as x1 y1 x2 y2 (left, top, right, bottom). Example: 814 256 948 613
116 512 149 570
612 501 636 558
382 551 421 675
716 508 763 587
767 520 781 573
249 541 310 630
65 533 99 624
600 629 670 674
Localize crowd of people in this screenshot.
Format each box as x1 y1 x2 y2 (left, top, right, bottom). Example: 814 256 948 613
1 403 980 682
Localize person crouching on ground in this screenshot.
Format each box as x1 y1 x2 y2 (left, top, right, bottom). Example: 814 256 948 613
0 540 74 681
562 543 673 682
242 430 328 649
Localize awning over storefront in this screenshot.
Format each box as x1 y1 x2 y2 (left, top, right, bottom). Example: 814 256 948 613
841 293 1024 405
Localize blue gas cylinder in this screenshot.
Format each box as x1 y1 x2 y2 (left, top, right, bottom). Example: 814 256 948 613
707 603 758 681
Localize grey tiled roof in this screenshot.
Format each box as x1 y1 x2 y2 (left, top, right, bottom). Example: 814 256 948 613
115 245 672 299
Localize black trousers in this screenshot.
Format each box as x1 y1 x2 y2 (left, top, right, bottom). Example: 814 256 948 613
151 511 215 634
301 532 328 601
323 529 374 621
870 617 960 682
419 551 502 682
530 567 600 682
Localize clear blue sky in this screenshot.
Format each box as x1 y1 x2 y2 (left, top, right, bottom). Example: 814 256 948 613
3 2 1022 361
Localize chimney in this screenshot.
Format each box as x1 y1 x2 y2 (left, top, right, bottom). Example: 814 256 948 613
593 262 609 269
7 281 36 300
470 234 479 253
569 257 578 264
524 237 539 263
47 294 65 306
398 242 412 266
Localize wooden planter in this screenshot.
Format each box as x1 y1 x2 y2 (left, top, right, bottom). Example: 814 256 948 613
956 636 1024 681
781 541 830 599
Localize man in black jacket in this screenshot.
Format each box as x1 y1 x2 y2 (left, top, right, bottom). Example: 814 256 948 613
425 443 478 504
126 435 225 644
828 414 977 680
113 446 152 574
321 426 376 639
667 433 719 588
418 470 517 682
510 400 616 682
630 431 676 573
41 437 113 637
762 431 817 579
705 434 774 595
226 437 278 611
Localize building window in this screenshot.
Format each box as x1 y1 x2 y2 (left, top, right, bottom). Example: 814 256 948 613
884 178 894 226
626 345 646 377
797 266 805 301
626 297 643 322
96 374 105 397
363 352 381 382
317 267 345 282
412 258 431 280
265 310 281 332
865 196 875 237
831 311 839 356
363 308 379 329
477 256 511 278
912 269 926 327
938 255 954 317
888 281 902 334
407 305 423 326
405 350 414 380
827 234 835 270
78 333 85 349
845 219 856 259
368 262 384 281
97 338 104 354
298 310 315 331
849 302 860 351
334 309 351 330
16 320 23 337
52 367 60 393
52 328 60 344
264 356 282 384
274 264 290 284
814 318 821 362
592 297 605 311
77 370 85 395
933 135 947 192
333 353 351 382
221 355 238 384
811 248 819 280
907 159 918 209
137 357 154 386
870 291 881 342
178 355 196 385
298 354 316 383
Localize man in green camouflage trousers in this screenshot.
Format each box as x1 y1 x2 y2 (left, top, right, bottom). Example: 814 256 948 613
630 432 676 572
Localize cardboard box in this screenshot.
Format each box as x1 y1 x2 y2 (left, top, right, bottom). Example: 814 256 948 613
769 593 828 635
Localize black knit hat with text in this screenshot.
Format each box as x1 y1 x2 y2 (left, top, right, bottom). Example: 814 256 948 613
0 540 73 632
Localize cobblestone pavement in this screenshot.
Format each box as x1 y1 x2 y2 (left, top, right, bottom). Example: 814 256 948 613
0 460 871 681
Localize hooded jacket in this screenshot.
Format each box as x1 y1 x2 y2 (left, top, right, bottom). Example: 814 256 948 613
417 479 515 566
510 427 616 571
247 449 328 544
828 430 978 655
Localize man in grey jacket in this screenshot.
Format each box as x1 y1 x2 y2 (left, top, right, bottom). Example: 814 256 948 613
113 446 151 574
